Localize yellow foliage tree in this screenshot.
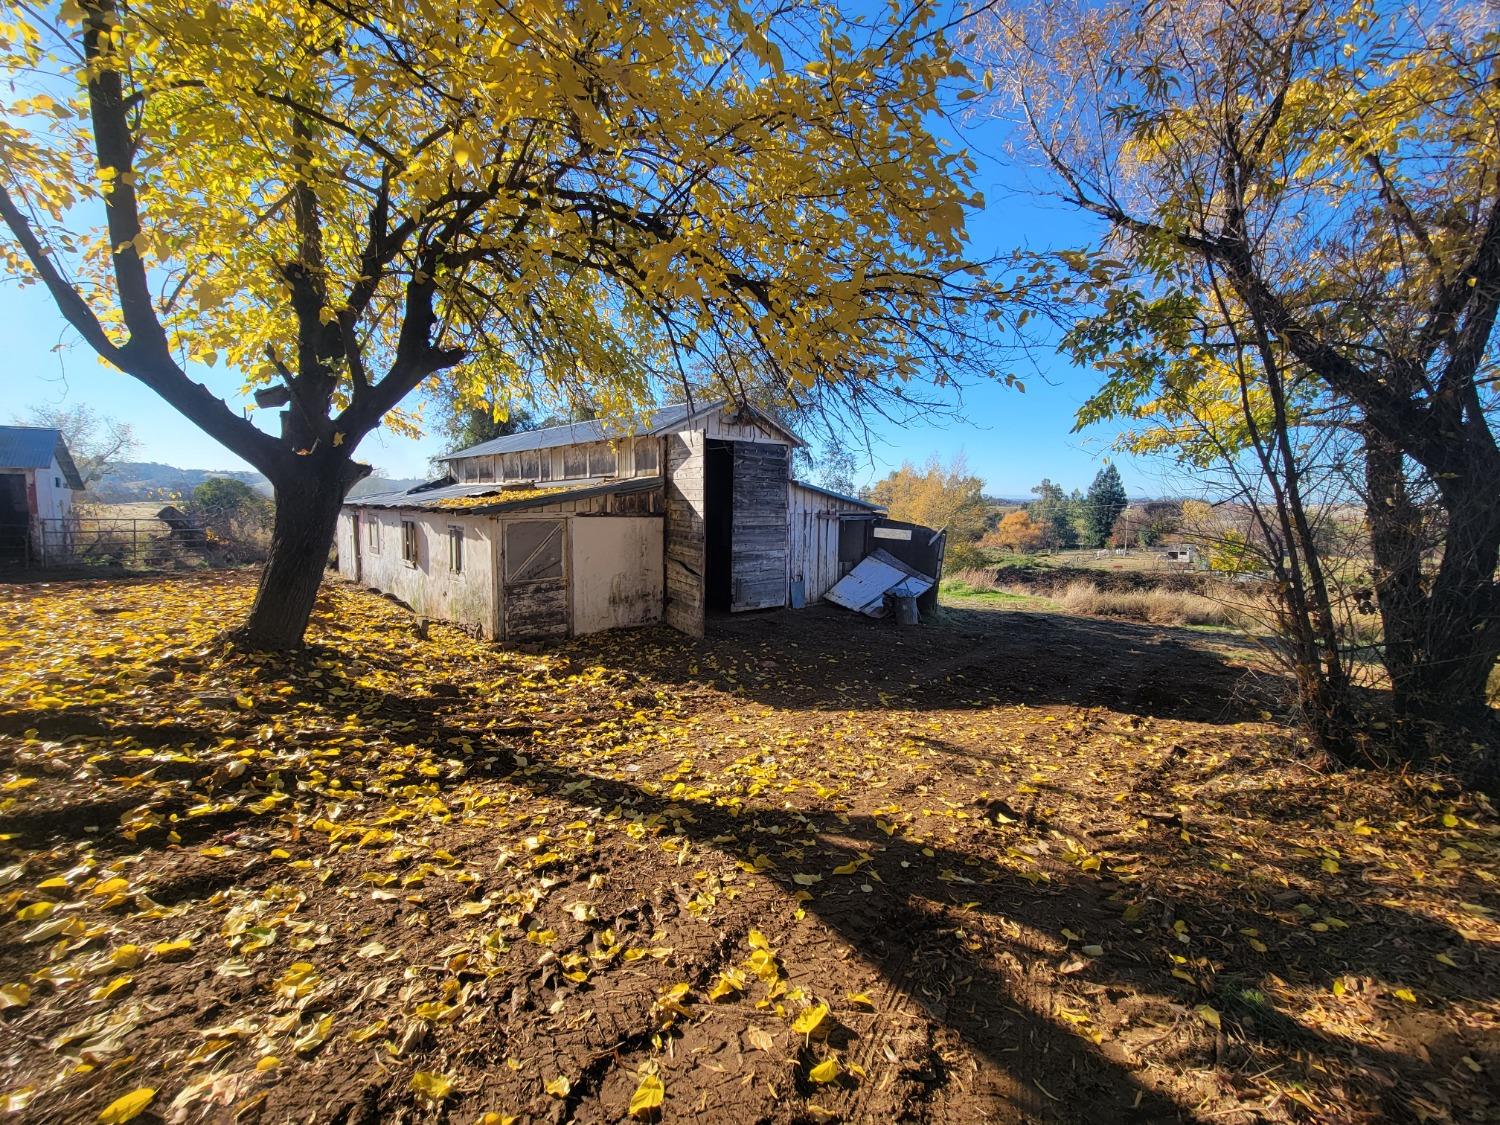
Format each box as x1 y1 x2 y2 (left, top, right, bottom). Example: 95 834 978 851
983 0 1500 752
982 509 1042 553
868 455 988 547
0 0 1002 647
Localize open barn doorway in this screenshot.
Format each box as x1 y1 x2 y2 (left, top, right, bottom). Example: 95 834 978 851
0 473 29 565
704 439 734 612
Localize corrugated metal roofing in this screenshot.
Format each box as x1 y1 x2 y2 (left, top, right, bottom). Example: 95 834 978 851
789 478 882 512
0 426 84 489
444 402 705 460
346 475 662 515
0 426 63 470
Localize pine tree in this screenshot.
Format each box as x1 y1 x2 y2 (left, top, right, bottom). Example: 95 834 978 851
1083 465 1128 548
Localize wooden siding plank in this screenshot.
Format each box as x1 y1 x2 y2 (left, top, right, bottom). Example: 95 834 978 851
787 481 875 604
663 432 705 637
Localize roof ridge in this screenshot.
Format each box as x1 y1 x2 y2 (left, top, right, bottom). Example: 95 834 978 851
442 400 717 460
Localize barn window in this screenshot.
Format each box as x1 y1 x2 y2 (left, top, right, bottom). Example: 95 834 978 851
562 444 587 478
505 520 564 583
366 515 381 554
447 526 463 573
633 438 658 475
461 458 493 483
588 442 617 477
537 449 554 481
500 453 521 481
518 449 540 480
401 520 419 565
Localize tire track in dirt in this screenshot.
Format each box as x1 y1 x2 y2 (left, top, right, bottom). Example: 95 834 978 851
838 940 921 1120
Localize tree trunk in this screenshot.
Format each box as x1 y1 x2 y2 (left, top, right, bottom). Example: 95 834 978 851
1366 432 1500 781
1364 434 1426 715
1408 470 1500 721
236 473 350 650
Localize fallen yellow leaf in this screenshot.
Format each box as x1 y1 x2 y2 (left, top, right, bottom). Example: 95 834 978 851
628 1073 665 1119
791 1002 830 1038
97 1087 155 1123
808 1057 840 1084
410 1071 454 1101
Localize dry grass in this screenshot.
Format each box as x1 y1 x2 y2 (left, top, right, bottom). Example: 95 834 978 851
945 568 1240 628
1055 579 1238 627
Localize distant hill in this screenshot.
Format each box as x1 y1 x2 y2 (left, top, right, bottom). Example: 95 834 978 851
91 462 268 502
92 462 426 502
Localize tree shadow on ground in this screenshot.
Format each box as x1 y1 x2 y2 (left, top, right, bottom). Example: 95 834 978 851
488 749 1493 1123
561 604 1266 724
4 610 1491 1121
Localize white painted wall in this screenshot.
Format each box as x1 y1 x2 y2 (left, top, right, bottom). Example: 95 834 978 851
695 410 793 446
336 510 358 578
787 483 875 605
337 509 499 637
33 455 75 521
570 516 663 634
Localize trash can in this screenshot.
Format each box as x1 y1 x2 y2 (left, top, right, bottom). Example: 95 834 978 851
893 595 919 625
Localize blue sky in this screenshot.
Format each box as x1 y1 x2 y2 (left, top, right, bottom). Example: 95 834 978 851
2 63 1175 501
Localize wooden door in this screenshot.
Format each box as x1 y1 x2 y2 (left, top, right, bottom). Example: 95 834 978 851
730 442 788 611
502 519 569 639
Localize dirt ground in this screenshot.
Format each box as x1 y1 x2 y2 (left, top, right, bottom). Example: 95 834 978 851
0 572 1496 1124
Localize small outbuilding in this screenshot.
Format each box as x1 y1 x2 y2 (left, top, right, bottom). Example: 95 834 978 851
336 401 899 640
0 426 84 564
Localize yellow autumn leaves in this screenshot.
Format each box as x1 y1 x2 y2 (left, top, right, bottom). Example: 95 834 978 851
3 0 991 458
97 1088 154 1123
3 564 1494 1122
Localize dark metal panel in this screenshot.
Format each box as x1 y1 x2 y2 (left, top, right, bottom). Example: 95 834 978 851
854 519 946 614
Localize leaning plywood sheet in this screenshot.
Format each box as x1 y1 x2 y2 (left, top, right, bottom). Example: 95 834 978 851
825 554 906 616
825 548 935 616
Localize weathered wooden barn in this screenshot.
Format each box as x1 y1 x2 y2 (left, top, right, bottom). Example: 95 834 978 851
336 401 886 640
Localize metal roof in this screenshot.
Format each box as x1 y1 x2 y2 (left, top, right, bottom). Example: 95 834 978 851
789 478 882 512
345 475 662 515
443 399 802 459
0 426 84 489
444 402 703 460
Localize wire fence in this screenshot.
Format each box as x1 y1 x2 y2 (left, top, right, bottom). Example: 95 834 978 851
0 517 212 570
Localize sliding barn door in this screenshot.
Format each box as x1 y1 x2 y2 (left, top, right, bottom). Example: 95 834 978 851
730 442 788 611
